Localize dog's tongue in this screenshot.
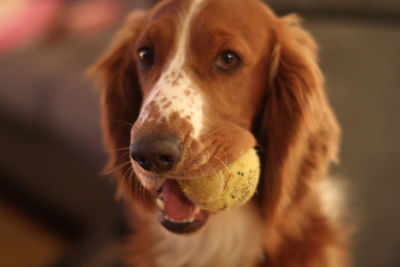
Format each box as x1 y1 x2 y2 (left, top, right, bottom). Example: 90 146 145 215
161 180 197 221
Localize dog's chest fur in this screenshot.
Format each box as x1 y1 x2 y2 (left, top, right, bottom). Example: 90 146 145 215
149 203 264 267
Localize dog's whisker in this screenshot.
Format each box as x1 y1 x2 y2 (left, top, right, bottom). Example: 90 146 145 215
218 147 229 166
122 164 133 181
210 153 230 176
198 162 208 191
113 119 133 127
127 167 145 203
106 146 131 153
128 167 141 200
131 171 147 203
104 159 132 175
202 127 227 139
132 170 140 197
140 176 146 202
210 147 229 168
204 160 224 189
118 165 133 200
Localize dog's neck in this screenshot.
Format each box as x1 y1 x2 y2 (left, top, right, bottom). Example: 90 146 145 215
150 203 265 267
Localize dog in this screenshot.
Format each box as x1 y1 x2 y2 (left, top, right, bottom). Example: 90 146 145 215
90 0 349 266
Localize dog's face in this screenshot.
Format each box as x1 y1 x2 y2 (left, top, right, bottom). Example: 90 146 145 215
131 0 271 180
127 0 273 233
92 0 340 235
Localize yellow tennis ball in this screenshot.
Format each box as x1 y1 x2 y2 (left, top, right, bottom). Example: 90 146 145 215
178 148 260 212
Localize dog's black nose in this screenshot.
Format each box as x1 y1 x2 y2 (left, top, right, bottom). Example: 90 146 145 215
130 135 182 172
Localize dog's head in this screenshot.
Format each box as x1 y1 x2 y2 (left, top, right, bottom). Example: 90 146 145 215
90 0 340 234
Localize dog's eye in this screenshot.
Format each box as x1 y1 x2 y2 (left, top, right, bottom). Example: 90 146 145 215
137 46 154 68
215 50 241 71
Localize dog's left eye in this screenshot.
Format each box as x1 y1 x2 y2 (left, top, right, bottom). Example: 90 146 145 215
215 50 241 71
137 46 154 68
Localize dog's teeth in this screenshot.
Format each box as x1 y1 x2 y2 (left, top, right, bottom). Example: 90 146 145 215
162 214 195 223
185 217 195 223
163 214 176 222
156 198 165 210
194 206 200 214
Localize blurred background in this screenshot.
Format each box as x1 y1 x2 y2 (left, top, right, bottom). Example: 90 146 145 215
0 0 398 266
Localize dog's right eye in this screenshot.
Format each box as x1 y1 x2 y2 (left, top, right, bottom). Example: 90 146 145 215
137 46 154 68
215 50 241 72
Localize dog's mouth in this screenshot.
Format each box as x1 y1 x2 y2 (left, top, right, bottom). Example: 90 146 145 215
156 180 209 234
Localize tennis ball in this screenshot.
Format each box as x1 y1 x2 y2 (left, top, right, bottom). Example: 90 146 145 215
178 148 260 212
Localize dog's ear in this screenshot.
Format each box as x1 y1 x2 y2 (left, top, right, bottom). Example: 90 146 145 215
89 11 153 207
257 15 340 223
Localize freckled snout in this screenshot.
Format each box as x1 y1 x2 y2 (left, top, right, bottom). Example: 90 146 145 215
130 135 182 172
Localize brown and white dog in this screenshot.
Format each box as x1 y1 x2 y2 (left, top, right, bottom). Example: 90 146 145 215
90 0 349 266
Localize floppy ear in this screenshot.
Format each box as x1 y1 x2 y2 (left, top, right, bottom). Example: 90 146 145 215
89 11 153 208
257 15 340 223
